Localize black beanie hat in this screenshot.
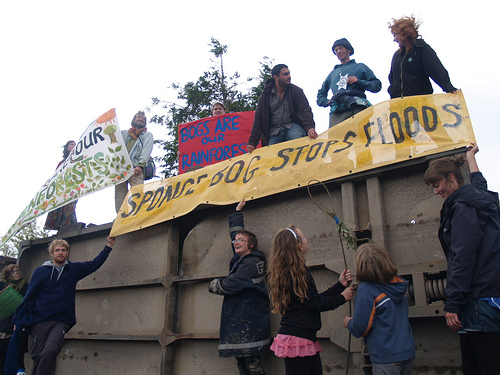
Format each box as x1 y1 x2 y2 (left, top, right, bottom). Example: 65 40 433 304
332 38 354 55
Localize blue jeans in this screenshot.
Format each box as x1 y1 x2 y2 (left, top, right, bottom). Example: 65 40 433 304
372 356 414 375
268 123 306 145
460 299 500 333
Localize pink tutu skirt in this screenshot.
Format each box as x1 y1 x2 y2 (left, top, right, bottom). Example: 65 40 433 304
270 334 322 358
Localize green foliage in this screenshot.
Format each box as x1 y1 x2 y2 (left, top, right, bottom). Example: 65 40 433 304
0 221 49 258
336 221 358 250
148 38 273 178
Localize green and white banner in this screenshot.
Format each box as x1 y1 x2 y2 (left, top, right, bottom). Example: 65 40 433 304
1 108 133 246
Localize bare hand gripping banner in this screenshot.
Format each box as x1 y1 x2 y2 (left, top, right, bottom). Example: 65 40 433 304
2 109 133 246
111 92 475 237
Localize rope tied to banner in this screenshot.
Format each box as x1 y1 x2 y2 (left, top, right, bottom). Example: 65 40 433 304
306 179 357 375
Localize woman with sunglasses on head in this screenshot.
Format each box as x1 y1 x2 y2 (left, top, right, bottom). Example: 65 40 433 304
0 265 29 375
209 199 270 375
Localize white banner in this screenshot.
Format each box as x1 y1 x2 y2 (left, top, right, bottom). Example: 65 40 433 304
2 108 133 246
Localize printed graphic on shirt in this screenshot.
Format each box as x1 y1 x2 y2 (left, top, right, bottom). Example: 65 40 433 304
337 74 348 90
255 261 265 275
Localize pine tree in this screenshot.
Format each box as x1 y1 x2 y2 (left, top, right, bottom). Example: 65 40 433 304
148 38 272 178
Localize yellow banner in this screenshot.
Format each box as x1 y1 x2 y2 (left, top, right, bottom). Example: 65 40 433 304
111 92 474 237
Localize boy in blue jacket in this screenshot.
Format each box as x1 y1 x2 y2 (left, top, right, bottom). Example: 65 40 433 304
343 243 415 375
12 236 115 375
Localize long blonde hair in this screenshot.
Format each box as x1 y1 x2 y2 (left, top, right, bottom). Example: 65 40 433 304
267 225 309 314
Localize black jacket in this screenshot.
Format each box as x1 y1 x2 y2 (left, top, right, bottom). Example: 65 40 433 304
439 172 500 313
388 39 457 98
248 79 315 147
208 211 271 357
278 269 346 342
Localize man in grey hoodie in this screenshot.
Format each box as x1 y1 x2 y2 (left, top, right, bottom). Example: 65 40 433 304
115 111 154 212
13 237 115 375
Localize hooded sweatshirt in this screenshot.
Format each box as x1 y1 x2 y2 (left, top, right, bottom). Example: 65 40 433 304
347 276 415 364
438 172 500 313
208 210 271 358
14 246 112 331
317 59 381 114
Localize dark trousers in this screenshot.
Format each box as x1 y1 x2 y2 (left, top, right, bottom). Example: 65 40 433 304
284 353 323 375
329 107 364 128
460 331 500 375
0 337 9 373
236 355 265 375
30 322 68 375
0 331 28 373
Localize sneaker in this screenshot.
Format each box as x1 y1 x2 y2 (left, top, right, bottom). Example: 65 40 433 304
17 370 27 375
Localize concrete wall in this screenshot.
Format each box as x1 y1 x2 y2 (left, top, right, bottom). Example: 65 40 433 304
17 151 466 374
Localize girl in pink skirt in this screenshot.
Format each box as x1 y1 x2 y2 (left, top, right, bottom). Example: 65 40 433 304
267 225 353 375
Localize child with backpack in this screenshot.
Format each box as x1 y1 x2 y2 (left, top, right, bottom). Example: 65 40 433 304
343 243 415 375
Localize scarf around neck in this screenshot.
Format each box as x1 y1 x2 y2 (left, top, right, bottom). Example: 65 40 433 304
128 127 147 140
8 277 26 293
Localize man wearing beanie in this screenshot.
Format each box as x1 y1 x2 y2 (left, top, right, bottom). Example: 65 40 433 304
115 111 154 212
317 38 381 127
247 64 317 153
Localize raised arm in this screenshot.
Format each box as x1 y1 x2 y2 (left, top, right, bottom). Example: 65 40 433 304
466 143 479 173
236 199 246 212
228 199 246 254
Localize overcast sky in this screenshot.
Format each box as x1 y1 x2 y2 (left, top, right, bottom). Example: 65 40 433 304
1 0 498 238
